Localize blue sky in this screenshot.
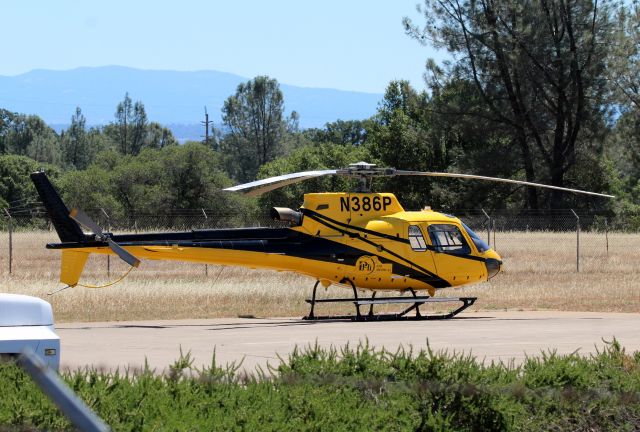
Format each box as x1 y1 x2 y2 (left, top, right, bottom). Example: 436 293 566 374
3 0 444 93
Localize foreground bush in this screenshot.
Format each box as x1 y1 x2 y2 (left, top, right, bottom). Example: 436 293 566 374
1 340 639 431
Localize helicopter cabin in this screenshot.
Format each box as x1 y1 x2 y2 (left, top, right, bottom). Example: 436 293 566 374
294 192 491 286
297 192 481 249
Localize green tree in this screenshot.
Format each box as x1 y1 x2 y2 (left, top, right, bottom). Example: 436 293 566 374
160 143 233 210
129 101 148 155
607 110 640 200
0 110 13 154
109 151 165 219
60 144 246 221
61 107 90 169
422 77 525 210
0 110 60 162
108 93 149 155
59 166 123 218
606 2 639 207
111 93 133 155
368 81 433 170
0 155 59 212
405 0 618 209
86 127 116 159
26 133 61 166
221 76 290 181
366 81 461 210
105 95 176 156
304 119 370 146
609 3 639 111
145 122 178 150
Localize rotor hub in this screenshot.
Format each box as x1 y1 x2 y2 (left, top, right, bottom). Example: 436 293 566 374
336 162 397 192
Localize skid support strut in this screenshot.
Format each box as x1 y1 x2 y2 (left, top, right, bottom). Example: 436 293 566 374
303 280 477 321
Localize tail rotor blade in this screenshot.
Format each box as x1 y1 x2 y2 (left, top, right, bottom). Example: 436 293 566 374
107 238 141 268
69 208 141 268
69 208 104 236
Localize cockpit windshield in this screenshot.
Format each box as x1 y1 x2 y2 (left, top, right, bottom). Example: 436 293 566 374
461 222 490 253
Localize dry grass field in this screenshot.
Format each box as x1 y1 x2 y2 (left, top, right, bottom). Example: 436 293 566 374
0 230 638 322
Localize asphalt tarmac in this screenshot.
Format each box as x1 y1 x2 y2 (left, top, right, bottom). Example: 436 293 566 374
56 311 640 373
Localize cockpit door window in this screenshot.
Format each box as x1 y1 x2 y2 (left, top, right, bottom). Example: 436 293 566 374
427 224 471 255
408 225 427 251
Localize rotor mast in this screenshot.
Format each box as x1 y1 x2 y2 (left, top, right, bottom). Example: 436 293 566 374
337 162 396 193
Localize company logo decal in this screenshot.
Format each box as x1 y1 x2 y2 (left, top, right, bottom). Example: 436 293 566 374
355 255 392 275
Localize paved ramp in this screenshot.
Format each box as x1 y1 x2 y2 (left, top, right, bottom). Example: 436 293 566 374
56 311 640 373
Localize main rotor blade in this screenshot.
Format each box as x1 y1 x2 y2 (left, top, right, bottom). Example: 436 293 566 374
395 171 615 198
107 238 141 268
69 208 104 235
224 170 337 196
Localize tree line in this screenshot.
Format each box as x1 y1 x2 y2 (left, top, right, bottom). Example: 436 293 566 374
0 0 638 223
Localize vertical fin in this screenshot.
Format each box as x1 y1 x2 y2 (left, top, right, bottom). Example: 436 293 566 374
30 172 85 243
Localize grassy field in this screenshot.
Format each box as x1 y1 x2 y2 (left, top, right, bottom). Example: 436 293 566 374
0 230 638 322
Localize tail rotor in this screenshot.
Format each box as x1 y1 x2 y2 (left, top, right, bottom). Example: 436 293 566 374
69 208 141 268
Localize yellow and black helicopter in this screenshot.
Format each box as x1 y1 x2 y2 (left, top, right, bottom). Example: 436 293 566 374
31 162 613 320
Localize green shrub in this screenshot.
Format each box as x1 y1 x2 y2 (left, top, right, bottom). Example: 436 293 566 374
0 339 638 431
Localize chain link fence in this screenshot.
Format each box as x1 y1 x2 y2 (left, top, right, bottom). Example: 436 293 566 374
1 209 639 278
456 209 639 275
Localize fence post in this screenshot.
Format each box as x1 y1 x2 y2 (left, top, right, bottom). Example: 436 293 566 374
571 209 580 272
604 218 609 257
202 208 208 275
101 209 111 278
481 209 491 247
492 218 496 251
5 209 12 274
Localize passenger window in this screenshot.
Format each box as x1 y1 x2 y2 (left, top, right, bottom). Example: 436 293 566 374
427 224 471 255
408 225 427 251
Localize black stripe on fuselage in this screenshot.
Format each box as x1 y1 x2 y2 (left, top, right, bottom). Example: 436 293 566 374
301 211 450 287
302 209 410 244
46 226 450 288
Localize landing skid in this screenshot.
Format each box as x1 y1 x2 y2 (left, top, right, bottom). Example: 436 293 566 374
303 279 477 321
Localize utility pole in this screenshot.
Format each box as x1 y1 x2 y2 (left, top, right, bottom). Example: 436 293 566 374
201 106 214 147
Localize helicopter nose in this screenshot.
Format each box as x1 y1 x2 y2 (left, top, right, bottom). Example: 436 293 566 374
485 258 502 279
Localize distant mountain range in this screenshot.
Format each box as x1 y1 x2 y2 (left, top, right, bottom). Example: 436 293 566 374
0 66 383 141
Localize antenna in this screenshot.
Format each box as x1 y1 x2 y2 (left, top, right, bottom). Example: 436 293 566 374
201 106 214 146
